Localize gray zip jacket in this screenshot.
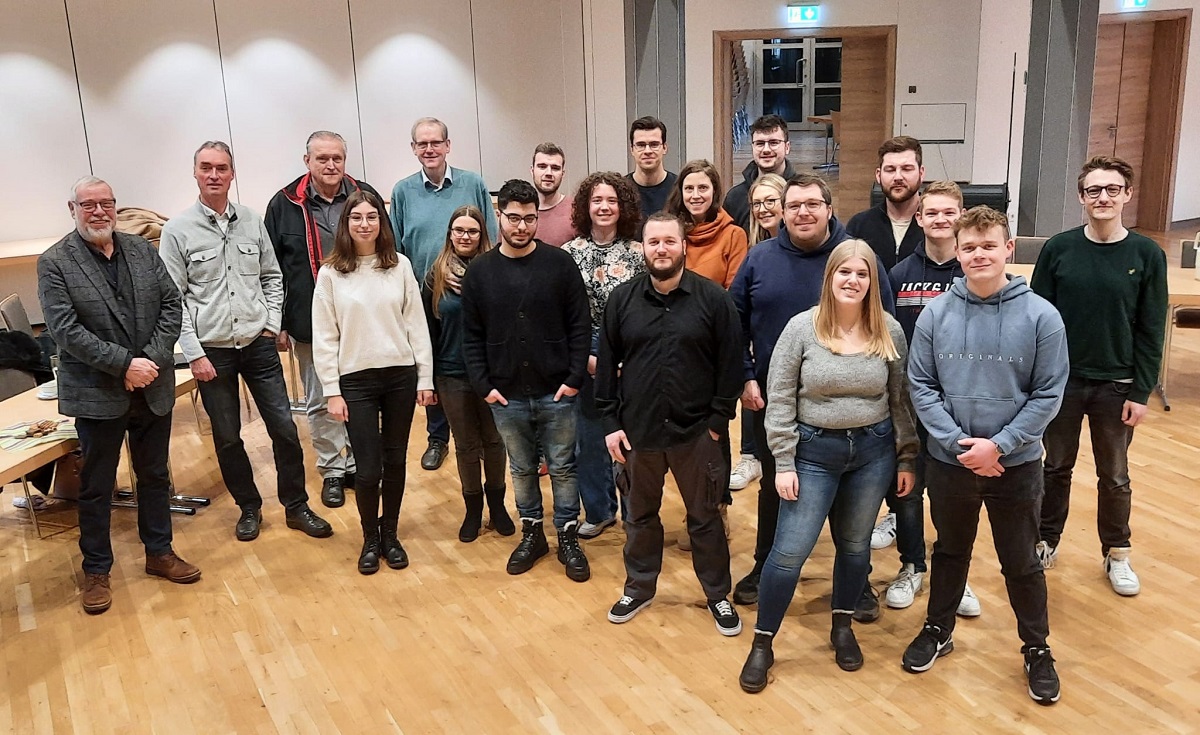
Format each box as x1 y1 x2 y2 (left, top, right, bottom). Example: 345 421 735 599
159 201 284 361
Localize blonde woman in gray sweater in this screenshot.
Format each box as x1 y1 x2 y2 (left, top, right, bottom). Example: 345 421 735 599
739 239 918 691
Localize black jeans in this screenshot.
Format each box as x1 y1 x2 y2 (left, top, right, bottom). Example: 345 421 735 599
197 336 309 512
750 389 778 571
341 366 417 534
879 422 930 572
435 375 506 497
926 458 1049 651
75 391 173 574
1041 376 1135 553
618 431 732 601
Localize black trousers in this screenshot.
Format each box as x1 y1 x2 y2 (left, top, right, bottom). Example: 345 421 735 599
926 458 1050 651
750 393 779 571
435 375 506 497
618 431 732 601
341 366 417 534
75 391 173 574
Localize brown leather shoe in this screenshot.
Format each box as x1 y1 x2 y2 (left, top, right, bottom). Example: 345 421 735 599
145 551 202 584
81 573 112 614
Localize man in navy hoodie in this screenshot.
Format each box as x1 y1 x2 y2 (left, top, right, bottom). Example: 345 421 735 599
729 172 894 610
902 205 1068 705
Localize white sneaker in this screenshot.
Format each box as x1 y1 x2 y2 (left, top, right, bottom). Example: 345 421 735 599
956 583 982 617
885 563 923 609
729 454 762 490
870 513 897 550
1035 540 1057 569
1105 548 1141 596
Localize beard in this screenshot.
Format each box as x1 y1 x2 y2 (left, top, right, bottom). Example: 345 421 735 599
80 221 115 244
884 181 920 204
647 255 685 281
503 232 535 249
535 180 560 195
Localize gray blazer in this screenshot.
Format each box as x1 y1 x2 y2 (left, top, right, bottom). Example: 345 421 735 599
37 231 182 419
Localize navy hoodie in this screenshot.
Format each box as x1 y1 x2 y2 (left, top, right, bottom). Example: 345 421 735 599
730 217 895 383
908 276 1069 468
888 242 964 344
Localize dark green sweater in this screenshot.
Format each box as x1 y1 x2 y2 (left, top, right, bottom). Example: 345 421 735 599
1030 226 1167 404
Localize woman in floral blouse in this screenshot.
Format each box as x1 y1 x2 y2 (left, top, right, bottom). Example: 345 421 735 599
562 171 645 539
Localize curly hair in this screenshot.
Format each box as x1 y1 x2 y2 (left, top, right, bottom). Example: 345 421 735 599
570 171 642 241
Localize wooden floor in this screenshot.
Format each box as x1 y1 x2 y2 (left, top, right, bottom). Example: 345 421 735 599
3 231 1200 734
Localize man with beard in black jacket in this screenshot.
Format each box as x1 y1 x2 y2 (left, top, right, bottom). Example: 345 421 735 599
847 136 926 272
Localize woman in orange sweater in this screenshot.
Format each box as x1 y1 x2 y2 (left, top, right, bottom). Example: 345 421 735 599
666 160 748 289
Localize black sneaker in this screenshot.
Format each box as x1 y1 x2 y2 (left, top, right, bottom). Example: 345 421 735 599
286 506 334 538
320 476 345 508
902 622 954 673
733 569 761 606
852 583 881 623
556 521 591 582
506 519 549 575
235 507 262 542
708 598 743 636
607 595 653 624
1024 647 1061 705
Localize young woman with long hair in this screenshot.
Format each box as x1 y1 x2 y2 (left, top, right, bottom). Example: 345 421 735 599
747 173 787 246
422 205 514 543
562 172 645 538
312 190 435 574
664 159 748 289
738 239 918 690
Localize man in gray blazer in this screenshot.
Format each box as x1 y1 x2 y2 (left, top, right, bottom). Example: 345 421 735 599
38 176 201 615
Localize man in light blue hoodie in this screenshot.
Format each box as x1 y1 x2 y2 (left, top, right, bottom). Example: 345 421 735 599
901 206 1069 706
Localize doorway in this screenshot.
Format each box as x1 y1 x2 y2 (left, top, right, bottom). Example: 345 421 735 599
716 27 894 218
1088 11 1190 230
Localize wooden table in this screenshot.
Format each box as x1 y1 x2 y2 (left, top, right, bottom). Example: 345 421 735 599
0 368 197 537
1008 263 1200 408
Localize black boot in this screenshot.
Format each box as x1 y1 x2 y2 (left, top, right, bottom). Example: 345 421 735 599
556 520 591 582
485 485 516 536
459 492 485 543
506 519 549 574
358 527 381 575
831 612 864 671
379 517 409 570
739 632 775 693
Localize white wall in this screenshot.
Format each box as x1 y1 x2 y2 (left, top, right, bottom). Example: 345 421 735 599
684 0 983 183
0 0 616 243
973 0 1032 224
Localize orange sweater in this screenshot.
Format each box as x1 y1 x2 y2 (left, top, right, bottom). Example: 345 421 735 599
685 209 748 289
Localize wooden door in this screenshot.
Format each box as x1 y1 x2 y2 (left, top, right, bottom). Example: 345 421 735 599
837 35 890 218
1089 21 1154 228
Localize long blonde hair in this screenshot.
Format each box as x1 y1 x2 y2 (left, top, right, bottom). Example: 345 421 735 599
748 173 787 245
813 239 898 360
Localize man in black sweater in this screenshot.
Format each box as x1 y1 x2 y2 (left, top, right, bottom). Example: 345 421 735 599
461 179 593 582
847 136 926 272
597 212 745 636
723 115 797 231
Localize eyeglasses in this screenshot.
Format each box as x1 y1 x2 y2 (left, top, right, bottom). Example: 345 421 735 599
75 199 116 212
451 227 481 238
502 213 539 226
1082 184 1126 199
348 214 380 224
751 197 781 211
413 140 446 151
632 141 663 151
785 200 829 214
751 139 787 150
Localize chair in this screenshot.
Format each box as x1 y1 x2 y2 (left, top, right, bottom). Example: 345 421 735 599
829 110 842 167
1160 234 1200 410
0 295 34 337
1013 236 1048 265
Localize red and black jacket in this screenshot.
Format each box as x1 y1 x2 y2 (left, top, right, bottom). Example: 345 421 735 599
264 174 381 343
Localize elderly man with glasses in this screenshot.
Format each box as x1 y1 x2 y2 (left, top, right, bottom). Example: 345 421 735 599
723 114 797 232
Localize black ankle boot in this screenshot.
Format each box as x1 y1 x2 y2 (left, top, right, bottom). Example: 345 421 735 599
379 517 408 570
739 632 775 693
831 613 864 671
556 521 591 582
459 492 485 543
506 519 549 574
485 485 516 536
358 527 381 575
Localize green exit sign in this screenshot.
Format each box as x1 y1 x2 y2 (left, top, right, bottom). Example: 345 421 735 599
1122 0 1148 7
787 4 820 23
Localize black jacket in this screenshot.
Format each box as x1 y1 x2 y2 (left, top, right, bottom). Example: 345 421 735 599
845 202 924 272
264 173 381 343
723 159 797 232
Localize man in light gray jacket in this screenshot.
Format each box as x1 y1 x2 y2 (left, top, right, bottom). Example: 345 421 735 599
159 141 331 543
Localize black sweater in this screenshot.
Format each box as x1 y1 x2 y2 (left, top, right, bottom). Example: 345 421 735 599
846 201 924 272
460 242 591 398
888 242 964 344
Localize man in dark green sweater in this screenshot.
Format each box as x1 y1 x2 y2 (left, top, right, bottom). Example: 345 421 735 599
1030 156 1167 598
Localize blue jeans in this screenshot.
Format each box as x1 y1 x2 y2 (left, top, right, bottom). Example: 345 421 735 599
490 394 582 530
576 374 619 524
756 418 896 635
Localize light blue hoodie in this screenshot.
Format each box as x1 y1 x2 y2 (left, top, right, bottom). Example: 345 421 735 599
908 275 1069 467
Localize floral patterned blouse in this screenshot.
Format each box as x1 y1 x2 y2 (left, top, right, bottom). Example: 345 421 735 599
563 237 646 330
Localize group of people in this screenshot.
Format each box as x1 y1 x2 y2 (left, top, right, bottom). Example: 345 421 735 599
36 112 1166 707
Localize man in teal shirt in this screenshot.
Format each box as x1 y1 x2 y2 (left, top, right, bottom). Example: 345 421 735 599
1030 155 1167 598
391 117 498 471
